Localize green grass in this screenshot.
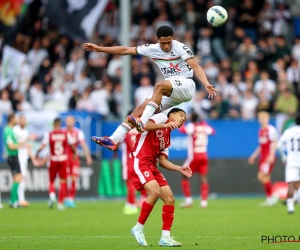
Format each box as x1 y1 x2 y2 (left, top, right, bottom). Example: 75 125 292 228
0 198 299 249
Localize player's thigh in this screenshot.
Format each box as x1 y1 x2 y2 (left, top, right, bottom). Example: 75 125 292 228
199 158 209 175
258 162 273 175
144 180 161 198
285 167 300 183
166 78 196 103
58 161 68 180
19 158 28 177
152 167 169 188
159 185 175 205
7 156 21 177
69 161 80 177
48 164 58 183
129 158 156 191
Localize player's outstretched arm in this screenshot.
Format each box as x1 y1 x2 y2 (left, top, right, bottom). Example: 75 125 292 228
145 121 179 131
186 58 217 98
158 155 192 178
82 43 137 55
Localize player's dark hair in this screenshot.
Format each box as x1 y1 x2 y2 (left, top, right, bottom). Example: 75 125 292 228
191 112 199 122
167 108 186 117
296 113 300 125
53 118 61 125
156 25 174 38
7 113 15 123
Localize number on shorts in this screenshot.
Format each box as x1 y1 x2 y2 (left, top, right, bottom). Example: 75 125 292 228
54 141 64 155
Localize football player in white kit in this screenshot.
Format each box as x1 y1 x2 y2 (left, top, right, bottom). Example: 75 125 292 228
83 25 217 150
277 113 300 214
13 115 30 207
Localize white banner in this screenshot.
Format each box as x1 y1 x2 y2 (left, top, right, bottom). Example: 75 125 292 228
0 45 26 90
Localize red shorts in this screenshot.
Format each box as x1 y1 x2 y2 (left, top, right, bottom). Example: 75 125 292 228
129 158 168 191
67 157 80 177
188 158 208 175
49 160 67 182
258 161 275 174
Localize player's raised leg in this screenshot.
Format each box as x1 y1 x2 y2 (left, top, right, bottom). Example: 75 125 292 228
131 180 160 247
159 185 181 247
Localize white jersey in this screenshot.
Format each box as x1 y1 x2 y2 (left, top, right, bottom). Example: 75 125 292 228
136 40 194 79
277 126 300 167
13 125 29 159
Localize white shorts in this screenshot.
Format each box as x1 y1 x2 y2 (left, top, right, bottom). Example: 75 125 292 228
285 166 300 183
147 78 196 112
18 155 28 177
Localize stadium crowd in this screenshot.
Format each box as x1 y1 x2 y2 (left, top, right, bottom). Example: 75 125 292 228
0 0 300 126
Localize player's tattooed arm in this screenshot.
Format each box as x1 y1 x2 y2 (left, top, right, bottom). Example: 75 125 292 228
158 155 192 178
82 43 137 55
186 57 217 98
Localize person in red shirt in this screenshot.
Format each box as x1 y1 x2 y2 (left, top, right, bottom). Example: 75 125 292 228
179 112 215 208
249 111 279 206
127 108 192 247
121 123 147 215
36 118 75 210
64 116 93 208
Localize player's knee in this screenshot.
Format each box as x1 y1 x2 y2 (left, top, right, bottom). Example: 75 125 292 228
164 194 175 205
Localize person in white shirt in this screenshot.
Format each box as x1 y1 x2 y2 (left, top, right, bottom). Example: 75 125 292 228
13 115 30 207
254 71 276 101
134 76 154 106
277 113 300 214
27 38 49 75
83 25 216 151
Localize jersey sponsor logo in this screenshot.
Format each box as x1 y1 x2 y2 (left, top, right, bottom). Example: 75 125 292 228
156 129 166 150
160 62 181 77
259 136 268 144
51 134 66 140
144 171 150 177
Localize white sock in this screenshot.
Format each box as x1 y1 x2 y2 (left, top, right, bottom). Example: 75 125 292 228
287 198 294 211
50 192 56 201
135 222 144 230
18 179 25 202
162 230 170 237
185 197 193 204
109 123 131 143
140 102 159 124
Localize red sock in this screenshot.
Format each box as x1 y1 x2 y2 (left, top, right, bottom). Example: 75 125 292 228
162 205 174 231
49 182 55 193
69 181 76 199
59 183 67 204
140 189 147 198
264 181 272 198
126 180 136 205
138 201 154 225
181 179 191 197
201 183 209 200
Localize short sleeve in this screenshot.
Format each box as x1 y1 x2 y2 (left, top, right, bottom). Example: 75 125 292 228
136 44 152 57
6 135 14 144
78 129 85 142
150 113 168 124
268 126 278 141
67 133 76 145
42 132 49 145
205 125 215 135
160 148 169 159
177 43 194 61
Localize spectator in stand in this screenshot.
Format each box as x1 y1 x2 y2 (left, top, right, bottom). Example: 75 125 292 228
228 94 241 119
244 61 260 83
196 28 214 63
0 89 13 116
134 76 154 107
241 90 258 120
234 36 257 71
209 95 229 119
107 54 122 79
287 59 300 85
203 60 219 84
292 37 300 64
76 88 95 112
256 90 273 114
254 71 276 101
76 69 92 94
192 90 211 119
271 36 291 62
29 80 44 111
65 49 86 82
229 72 247 97
27 38 48 75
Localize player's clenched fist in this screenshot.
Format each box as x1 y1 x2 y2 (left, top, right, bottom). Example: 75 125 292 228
179 166 192 178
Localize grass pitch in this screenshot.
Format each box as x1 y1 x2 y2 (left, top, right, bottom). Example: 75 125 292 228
0 198 298 249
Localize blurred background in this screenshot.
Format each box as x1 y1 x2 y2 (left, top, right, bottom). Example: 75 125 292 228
0 0 299 199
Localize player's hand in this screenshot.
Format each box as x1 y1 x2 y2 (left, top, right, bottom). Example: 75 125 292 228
179 166 192 178
86 156 93 165
266 155 275 164
248 156 256 165
164 122 179 130
82 43 99 52
205 83 217 99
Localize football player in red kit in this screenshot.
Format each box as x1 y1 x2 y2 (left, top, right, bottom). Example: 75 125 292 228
128 108 192 247
36 118 75 210
249 111 279 206
179 112 215 208
64 116 93 208
122 126 147 215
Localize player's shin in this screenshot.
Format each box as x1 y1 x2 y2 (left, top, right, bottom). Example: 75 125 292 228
201 182 209 201
18 180 26 203
162 205 175 236
69 180 76 200
126 180 136 205
10 182 19 204
140 102 159 125
109 123 132 144
264 181 272 198
58 182 67 205
136 201 154 228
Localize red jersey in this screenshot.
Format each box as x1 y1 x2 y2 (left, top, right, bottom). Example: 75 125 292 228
132 113 170 165
122 129 139 167
42 129 69 162
258 125 278 162
179 121 215 160
64 127 85 159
